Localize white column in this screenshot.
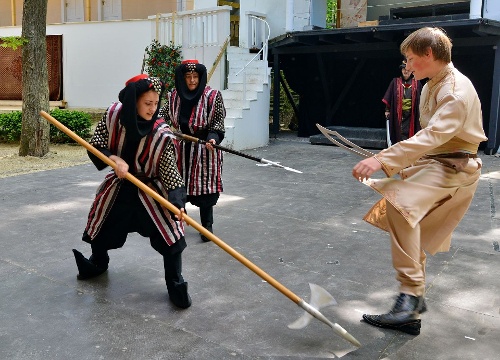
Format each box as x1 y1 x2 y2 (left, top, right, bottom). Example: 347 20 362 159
470 0 483 19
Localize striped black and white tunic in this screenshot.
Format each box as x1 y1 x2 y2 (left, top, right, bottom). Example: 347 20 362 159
160 87 225 197
85 102 185 245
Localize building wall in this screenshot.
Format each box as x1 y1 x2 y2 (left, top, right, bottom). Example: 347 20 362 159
0 0 197 26
239 0 286 48
0 20 151 108
122 0 177 20
194 0 216 9
0 12 228 108
7 0 62 26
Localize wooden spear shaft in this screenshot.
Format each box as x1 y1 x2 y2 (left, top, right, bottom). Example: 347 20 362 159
40 110 300 303
40 111 361 347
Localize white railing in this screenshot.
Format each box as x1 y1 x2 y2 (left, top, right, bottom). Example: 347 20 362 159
149 6 231 49
149 6 231 89
235 12 270 101
247 11 269 56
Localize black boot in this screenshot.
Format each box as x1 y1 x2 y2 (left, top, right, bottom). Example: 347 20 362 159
199 205 214 242
362 293 423 335
419 299 427 314
73 249 109 280
163 252 191 309
167 282 192 309
200 222 212 242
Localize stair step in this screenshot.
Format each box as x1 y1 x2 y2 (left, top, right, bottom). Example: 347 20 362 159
309 126 388 150
227 73 267 84
224 98 251 109
225 107 243 118
227 46 252 54
229 68 268 78
227 47 260 61
221 89 257 101
226 82 264 92
228 59 268 70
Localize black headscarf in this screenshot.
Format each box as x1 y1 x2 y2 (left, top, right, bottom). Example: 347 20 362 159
118 74 165 142
174 60 207 128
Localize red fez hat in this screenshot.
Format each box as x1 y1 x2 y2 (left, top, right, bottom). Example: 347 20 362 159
181 59 199 64
125 74 149 86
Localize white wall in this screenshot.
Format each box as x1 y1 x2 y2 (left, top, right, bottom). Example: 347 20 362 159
0 17 226 109
238 0 328 45
194 0 217 10
239 0 286 47
484 1 500 21
311 0 327 28
0 20 150 109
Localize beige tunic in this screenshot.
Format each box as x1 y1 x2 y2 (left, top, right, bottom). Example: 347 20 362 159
363 63 487 255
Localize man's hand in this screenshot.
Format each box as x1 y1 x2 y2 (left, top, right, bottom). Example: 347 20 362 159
352 157 382 181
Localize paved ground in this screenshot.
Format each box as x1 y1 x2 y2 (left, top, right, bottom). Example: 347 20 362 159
1 132 499 359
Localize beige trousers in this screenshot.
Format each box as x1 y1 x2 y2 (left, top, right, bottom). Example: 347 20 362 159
386 201 427 297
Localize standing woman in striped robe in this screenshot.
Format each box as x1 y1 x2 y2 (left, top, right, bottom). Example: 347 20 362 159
73 74 192 309
160 60 226 242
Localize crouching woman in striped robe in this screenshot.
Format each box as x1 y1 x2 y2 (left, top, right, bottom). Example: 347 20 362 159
73 74 192 309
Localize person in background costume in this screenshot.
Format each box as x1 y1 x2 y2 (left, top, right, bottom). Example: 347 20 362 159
352 27 486 335
383 61 422 145
73 74 192 309
159 59 226 242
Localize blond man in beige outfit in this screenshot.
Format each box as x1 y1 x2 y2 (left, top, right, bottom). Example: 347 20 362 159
353 27 487 335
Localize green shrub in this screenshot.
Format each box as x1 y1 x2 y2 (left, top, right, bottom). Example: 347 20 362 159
49 109 92 143
144 40 182 92
0 111 22 142
0 109 92 143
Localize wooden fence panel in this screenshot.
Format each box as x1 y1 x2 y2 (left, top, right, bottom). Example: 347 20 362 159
0 35 62 101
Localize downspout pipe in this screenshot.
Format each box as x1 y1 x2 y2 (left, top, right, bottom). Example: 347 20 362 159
85 0 91 21
11 0 16 26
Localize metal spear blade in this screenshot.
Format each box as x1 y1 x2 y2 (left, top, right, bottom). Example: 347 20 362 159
260 158 303 173
288 283 361 347
288 283 337 329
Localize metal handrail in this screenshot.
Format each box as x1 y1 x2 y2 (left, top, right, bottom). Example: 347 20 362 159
234 15 270 77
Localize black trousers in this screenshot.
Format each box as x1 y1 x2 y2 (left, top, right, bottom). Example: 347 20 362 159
187 193 219 226
83 182 186 285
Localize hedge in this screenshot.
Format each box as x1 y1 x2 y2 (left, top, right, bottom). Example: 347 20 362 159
0 109 92 143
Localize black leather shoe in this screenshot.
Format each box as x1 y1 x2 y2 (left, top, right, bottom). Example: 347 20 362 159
73 249 108 280
200 223 212 242
419 299 427 314
167 282 192 309
362 293 423 335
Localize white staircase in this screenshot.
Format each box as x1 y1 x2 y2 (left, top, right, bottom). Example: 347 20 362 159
220 46 271 151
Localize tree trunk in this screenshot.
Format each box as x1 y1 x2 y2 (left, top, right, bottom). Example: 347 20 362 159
19 0 49 157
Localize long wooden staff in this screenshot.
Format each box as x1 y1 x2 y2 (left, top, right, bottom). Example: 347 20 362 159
174 132 303 174
40 111 360 347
